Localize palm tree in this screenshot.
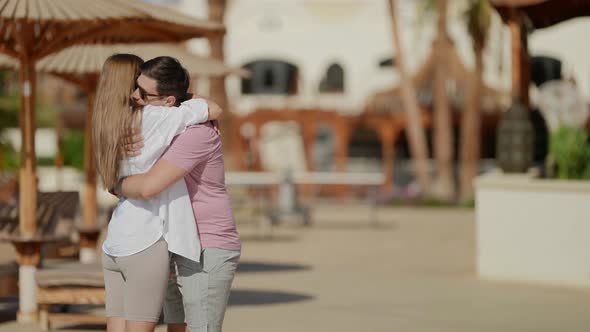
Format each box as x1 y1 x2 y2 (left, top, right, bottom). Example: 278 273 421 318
430 0 455 201
208 0 228 110
459 0 491 201
208 0 232 150
387 0 431 192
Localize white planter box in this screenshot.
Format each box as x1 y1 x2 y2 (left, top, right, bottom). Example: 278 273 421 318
475 172 590 288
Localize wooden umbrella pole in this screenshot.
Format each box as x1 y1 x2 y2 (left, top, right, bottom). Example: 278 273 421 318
18 61 37 237
80 92 99 264
16 59 40 323
83 93 97 228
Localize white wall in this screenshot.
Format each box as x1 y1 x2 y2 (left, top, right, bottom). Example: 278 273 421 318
222 0 397 113
476 172 590 288
529 17 590 100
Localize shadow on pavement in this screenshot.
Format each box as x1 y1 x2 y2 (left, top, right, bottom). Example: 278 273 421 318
228 289 313 306
61 324 104 330
239 234 300 242
237 261 310 273
309 222 396 230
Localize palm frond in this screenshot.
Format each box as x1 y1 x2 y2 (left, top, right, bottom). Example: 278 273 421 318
464 0 492 47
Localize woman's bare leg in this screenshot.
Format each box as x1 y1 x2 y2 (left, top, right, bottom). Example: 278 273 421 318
126 320 158 332
167 323 187 332
107 316 126 332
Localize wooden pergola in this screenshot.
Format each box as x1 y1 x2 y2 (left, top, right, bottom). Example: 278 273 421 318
0 0 223 322
232 109 431 193
489 0 590 105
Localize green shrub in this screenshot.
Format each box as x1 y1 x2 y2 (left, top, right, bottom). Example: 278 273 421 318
62 130 84 171
549 127 590 180
0 140 18 171
0 130 84 172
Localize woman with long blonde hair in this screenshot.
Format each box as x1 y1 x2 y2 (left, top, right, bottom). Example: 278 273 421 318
92 54 221 332
93 54 143 191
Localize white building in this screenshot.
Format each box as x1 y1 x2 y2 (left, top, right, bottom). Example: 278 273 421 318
160 0 516 114
153 0 590 108
141 0 590 174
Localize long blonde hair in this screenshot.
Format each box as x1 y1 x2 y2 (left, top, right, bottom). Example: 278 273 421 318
92 54 144 189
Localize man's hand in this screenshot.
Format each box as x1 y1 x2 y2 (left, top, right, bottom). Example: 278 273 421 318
120 128 144 157
211 120 221 136
188 92 223 120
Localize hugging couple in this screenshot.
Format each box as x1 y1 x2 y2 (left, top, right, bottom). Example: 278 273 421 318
93 54 240 332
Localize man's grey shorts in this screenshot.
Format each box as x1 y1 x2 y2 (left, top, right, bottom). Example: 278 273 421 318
164 248 240 332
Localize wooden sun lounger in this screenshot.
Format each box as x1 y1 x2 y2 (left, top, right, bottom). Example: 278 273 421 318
36 261 105 330
0 191 81 264
0 191 86 329
0 191 79 243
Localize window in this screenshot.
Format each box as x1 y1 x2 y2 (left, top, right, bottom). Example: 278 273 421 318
530 56 562 87
319 63 344 93
241 60 299 95
378 57 395 68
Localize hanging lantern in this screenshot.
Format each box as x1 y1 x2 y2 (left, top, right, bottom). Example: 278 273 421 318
496 98 535 173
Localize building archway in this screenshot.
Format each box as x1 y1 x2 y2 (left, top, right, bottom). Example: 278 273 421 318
241 59 299 95
319 63 345 93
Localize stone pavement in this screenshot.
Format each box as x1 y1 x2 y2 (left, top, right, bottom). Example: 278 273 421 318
0 204 589 331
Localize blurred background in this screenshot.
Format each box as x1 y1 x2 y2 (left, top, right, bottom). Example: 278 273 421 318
1 0 590 331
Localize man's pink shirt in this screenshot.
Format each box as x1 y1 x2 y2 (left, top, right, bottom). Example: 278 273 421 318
162 122 241 251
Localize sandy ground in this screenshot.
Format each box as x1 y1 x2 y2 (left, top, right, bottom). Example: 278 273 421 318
0 204 589 331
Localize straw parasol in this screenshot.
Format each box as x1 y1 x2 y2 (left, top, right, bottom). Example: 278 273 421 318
0 0 223 322
490 0 590 29
36 44 249 80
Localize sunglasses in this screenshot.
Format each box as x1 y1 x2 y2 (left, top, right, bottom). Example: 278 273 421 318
135 82 165 100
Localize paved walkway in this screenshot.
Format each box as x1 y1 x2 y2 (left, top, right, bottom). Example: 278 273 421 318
0 205 589 331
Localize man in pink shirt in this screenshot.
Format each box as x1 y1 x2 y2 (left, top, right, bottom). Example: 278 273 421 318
118 56 241 332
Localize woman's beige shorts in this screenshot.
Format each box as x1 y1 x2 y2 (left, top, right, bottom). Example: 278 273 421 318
102 239 169 322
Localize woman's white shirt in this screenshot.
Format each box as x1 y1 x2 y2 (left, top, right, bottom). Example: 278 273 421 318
102 98 208 262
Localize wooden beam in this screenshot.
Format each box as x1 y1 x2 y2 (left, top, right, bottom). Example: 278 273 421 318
52 73 97 95
82 93 97 230
37 287 105 305
377 123 398 189
508 9 530 106
0 22 20 59
252 121 263 171
520 27 530 107
302 121 316 171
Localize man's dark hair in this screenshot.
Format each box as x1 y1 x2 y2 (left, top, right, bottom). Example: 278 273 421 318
140 56 190 105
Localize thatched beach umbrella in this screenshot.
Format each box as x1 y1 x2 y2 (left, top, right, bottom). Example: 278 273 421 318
0 0 222 322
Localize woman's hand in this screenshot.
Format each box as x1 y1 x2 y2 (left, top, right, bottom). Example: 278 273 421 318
120 128 144 157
